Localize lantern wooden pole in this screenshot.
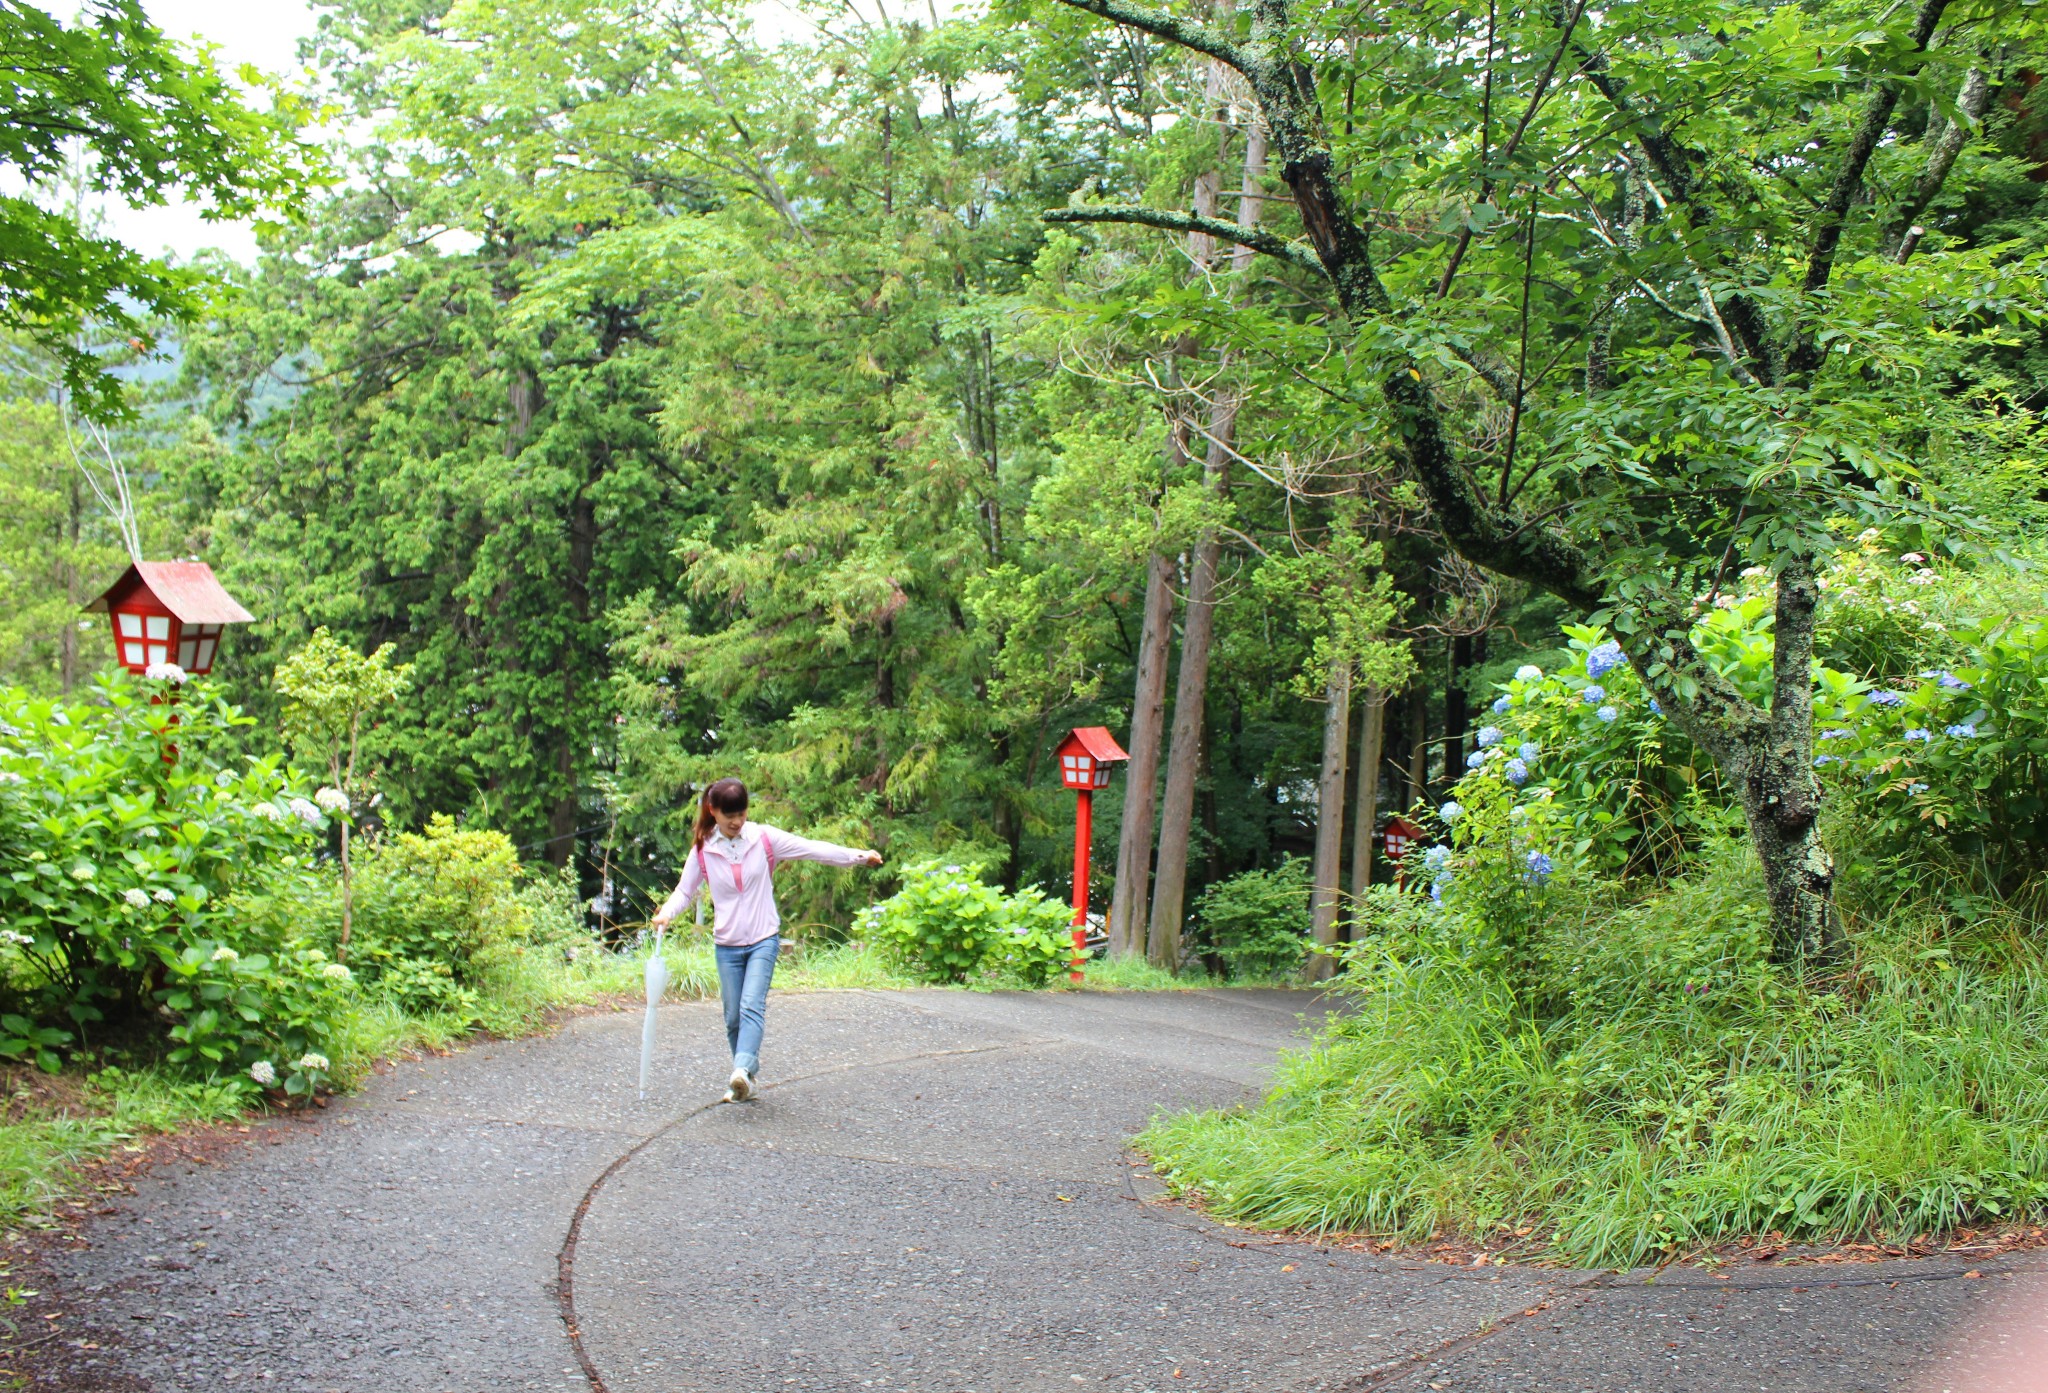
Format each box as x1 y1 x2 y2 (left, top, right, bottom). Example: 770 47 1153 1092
1070 786 1092 983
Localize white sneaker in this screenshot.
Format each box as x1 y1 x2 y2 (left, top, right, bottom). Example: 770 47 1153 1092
726 1067 752 1102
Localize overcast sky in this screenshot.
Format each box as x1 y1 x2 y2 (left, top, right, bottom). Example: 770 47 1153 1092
64 0 323 264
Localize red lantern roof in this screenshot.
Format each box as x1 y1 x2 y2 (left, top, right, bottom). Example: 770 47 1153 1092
1055 726 1129 791
86 562 254 625
87 562 253 675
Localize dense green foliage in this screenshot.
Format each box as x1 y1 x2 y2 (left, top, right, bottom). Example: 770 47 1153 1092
1189 860 1313 980
857 860 1075 985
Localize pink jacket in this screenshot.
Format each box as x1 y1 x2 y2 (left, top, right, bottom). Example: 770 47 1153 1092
657 822 871 946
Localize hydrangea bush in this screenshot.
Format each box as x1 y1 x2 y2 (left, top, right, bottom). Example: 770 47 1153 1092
1455 626 1737 879
856 860 1074 985
0 673 339 1084
1816 621 2048 902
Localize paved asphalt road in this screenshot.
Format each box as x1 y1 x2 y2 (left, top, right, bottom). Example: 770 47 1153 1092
45 989 2048 1392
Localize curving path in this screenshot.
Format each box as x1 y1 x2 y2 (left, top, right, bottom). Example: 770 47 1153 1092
46 989 2047 1392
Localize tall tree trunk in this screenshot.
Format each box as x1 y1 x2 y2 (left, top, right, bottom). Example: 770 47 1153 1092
1406 681 1429 807
1349 686 1386 897
1148 543 1219 970
1109 549 1176 957
1147 83 1268 969
1444 634 1471 770
1308 658 1352 978
60 472 82 694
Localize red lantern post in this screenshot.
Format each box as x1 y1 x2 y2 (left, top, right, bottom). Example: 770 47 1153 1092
1055 726 1129 982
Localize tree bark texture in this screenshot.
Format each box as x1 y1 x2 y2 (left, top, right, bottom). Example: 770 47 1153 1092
1349 686 1386 897
1308 658 1352 977
1886 66 1991 260
1147 543 1218 969
1109 549 1177 956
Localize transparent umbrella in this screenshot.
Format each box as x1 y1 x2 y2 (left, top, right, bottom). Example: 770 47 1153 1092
638 928 670 1100
636 891 702 1099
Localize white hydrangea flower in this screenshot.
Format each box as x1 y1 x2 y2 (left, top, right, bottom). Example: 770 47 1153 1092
69 865 93 880
295 1052 330 1073
143 661 188 685
123 887 151 908
1856 527 1881 543
287 797 322 825
211 946 239 963
321 963 352 981
1739 565 1769 579
250 801 282 821
0 770 22 785
248 1060 276 1086
314 786 351 814
0 929 31 946
153 888 176 904
1514 665 1543 683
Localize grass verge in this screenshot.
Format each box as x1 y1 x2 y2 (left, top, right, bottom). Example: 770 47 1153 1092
1136 853 2048 1269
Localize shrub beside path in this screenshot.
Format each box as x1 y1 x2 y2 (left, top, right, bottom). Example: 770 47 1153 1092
41 990 2047 1392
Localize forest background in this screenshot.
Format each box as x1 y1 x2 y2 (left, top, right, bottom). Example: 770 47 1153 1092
2 0 2044 962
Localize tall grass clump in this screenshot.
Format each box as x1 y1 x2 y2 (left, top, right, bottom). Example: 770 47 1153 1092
1139 845 2048 1268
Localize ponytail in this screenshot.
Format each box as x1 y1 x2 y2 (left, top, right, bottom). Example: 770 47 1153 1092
693 778 750 849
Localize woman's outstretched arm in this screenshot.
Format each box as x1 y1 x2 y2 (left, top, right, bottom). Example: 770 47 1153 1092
762 825 883 867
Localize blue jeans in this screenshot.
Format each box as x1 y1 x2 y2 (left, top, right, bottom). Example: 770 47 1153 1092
714 935 780 1077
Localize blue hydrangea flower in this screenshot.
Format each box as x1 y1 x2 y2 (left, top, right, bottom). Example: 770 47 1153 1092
1524 851 1554 886
1422 844 1453 873
1514 664 1543 683
1504 758 1529 785
1581 685 1606 705
1945 723 1977 738
1440 801 1463 823
1596 705 1618 723
1938 673 1972 691
1476 725 1504 748
1813 754 1839 767
1868 689 1905 708
1429 881 1443 904
1907 782 1928 794
1491 695 1512 715
1519 741 1540 762
1467 749 1491 770
1647 699 1662 716
1903 728 1933 742
1586 641 1624 679
1819 728 1851 740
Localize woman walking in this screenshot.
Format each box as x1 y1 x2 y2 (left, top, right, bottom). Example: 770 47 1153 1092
653 778 882 1101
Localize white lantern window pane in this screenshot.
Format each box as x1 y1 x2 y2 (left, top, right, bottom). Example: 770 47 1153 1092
122 642 146 666
178 636 199 668
117 612 143 637
145 642 167 665
144 615 169 640
195 638 216 671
